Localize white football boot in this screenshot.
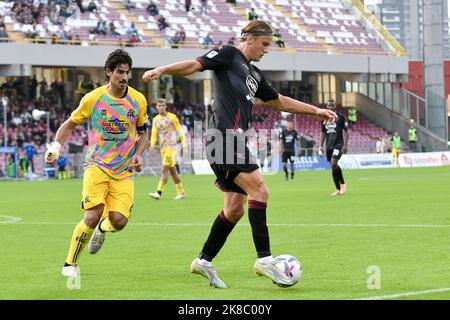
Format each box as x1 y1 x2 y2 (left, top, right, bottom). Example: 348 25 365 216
89 223 105 254
331 190 341 196
253 259 292 287
149 192 161 200
339 184 347 195
190 258 227 289
174 193 187 200
61 264 80 277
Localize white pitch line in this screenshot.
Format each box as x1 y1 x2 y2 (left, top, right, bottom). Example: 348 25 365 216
353 288 450 300
2 220 450 228
0 215 22 224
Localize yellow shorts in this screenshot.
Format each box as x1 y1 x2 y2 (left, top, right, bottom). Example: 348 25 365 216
392 148 400 156
161 148 177 167
81 166 134 220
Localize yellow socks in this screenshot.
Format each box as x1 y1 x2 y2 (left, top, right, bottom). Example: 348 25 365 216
175 182 185 195
65 220 94 265
157 180 167 194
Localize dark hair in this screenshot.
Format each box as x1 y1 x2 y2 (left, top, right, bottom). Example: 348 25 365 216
241 20 273 41
104 49 132 79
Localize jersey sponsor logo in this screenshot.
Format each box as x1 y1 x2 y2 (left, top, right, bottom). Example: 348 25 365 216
102 119 126 135
206 50 219 59
246 75 258 95
324 121 337 134
246 75 258 103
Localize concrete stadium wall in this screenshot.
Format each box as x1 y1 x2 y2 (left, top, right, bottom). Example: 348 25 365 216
0 43 408 76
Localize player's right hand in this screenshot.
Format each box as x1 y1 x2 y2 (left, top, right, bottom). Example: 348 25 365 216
142 68 162 82
45 141 61 166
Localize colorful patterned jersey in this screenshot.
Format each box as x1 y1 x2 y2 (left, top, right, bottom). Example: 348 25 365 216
151 112 187 150
71 85 148 180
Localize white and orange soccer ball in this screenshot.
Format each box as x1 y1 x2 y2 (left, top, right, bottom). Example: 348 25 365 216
273 254 302 288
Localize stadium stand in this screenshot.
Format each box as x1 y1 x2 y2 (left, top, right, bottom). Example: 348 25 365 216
0 0 388 54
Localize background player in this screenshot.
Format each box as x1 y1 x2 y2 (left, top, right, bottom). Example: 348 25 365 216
149 98 187 200
45 49 148 277
142 20 337 288
319 99 349 196
280 120 300 181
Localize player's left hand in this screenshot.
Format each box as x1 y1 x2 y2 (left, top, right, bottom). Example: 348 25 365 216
342 144 348 154
142 68 163 82
130 154 142 172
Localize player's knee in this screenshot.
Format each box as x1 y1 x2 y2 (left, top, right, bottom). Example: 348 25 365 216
224 206 244 223
84 205 104 228
109 212 128 230
253 180 269 202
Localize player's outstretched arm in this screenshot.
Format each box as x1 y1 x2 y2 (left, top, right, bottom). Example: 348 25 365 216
142 60 203 82
266 94 337 122
45 118 79 166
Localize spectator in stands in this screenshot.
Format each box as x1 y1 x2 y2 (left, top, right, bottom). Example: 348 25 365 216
247 8 258 21
68 1 82 19
157 15 169 31
169 33 180 49
177 26 186 44
185 0 192 12
28 76 38 101
147 1 159 17
381 132 390 153
227 0 237 6
87 0 97 13
94 18 108 35
128 33 138 47
127 22 138 36
376 137 383 153
125 0 136 11
182 105 194 130
0 16 6 29
202 33 214 48
75 0 85 13
39 77 48 100
0 27 9 43
59 4 74 19
49 7 61 25
273 29 285 48
200 0 208 15
109 21 120 36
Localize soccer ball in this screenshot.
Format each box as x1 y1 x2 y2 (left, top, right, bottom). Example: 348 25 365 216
273 254 302 288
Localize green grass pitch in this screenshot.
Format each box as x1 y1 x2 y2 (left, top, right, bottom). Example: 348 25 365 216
1 166 450 300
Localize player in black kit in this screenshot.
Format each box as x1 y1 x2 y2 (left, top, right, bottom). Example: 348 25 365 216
280 121 299 181
319 100 349 196
143 20 337 289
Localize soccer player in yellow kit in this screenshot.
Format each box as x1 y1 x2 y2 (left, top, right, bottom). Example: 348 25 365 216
45 49 148 277
149 98 187 200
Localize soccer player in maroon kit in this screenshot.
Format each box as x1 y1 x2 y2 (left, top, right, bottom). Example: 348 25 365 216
143 20 337 288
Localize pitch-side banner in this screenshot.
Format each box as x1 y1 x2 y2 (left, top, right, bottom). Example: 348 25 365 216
398 152 450 167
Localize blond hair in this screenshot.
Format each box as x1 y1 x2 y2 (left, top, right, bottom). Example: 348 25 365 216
240 20 273 42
